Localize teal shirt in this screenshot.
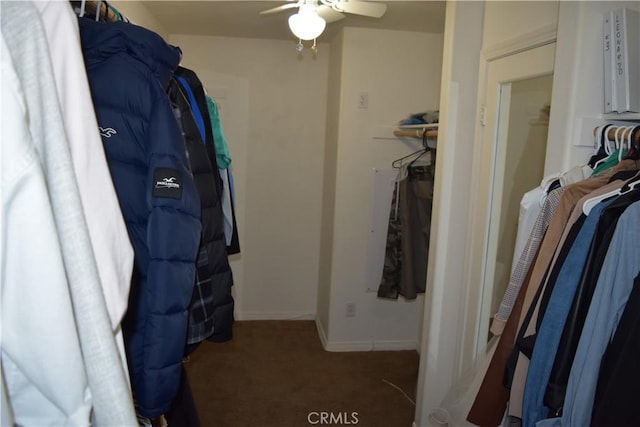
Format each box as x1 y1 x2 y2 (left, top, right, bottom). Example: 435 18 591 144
206 95 232 169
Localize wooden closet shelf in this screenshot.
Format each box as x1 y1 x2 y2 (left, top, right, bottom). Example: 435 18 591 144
393 129 438 139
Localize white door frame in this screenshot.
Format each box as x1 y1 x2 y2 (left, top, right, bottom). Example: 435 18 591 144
469 42 556 359
413 17 557 426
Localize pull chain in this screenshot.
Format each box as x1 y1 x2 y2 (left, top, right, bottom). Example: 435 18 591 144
294 39 320 54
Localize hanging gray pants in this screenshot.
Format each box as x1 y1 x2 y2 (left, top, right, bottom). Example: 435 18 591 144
378 162 435 299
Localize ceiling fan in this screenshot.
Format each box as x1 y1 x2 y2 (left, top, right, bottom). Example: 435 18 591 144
260 0 387 43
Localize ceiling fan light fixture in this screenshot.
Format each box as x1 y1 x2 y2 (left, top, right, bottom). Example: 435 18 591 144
288 9 326 40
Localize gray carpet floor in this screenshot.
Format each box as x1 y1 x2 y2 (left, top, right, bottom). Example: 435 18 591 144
185 320 420 427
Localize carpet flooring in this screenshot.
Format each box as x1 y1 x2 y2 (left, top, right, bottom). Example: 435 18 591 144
184 320 420 427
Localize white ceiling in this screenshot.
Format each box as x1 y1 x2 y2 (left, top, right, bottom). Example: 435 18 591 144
143 1 446 41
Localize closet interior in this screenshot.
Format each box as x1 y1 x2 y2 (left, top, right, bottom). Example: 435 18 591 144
4 1 638 426
1 1 445 425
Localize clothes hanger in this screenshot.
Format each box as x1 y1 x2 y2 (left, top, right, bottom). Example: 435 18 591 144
407 129 432 168
392 149 425 169
617 126 634 162
392 130 431 169
591 126 622 171
619 170 640 195
583 127 638 214
588 124 609 166
582 132 640 215
624 126 640 160
589 126 612 170
79 0 86 17
583 160 640 215
582 168 638 215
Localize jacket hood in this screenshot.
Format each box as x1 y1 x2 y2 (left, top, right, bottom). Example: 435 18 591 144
78 17 181 88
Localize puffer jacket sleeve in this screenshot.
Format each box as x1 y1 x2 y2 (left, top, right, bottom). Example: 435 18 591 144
135 94 202 418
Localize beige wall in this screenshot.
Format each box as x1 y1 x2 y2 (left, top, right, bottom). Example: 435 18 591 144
109 1 168 39
169 34 329 320
482 1 559 49
321 27 443 349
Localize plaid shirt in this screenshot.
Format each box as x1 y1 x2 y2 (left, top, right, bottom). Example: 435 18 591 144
187 247 216 344
167 76 234 346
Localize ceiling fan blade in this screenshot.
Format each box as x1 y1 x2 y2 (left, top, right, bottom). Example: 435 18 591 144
333 1 387 18
259 3 299 15
316 5 345 23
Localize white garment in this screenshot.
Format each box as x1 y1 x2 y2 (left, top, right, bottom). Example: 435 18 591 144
1 32 92 426
2 3 137 425
220 168 234 246
34 0 134 330
558 163 592 187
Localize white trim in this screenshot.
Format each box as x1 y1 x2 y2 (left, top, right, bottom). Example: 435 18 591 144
236 311 316 321
482 23 557 62
315 317 329 349
415 4 485 425
372 340 418 351
323 340 418 353
603 112 640 121
463 25 558 365
324 341 374 352
315 318 417 352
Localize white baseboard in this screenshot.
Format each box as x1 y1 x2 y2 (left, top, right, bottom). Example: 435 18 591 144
315 318 418 352
372 340 419 351
236 311 316 321
324 340 375 352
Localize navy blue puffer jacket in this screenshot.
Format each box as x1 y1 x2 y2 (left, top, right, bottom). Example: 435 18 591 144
78 18 201 418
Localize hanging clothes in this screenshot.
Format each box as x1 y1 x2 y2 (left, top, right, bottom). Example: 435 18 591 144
204 95 241 254
167 76 234 347
543 179 640 414
470 156 640 427
490 187 563 337
506 158 639 421
2 2 137 425
1 19 92 426
378 152 435 299
520 195 617 427
535 200 640 427
205 95 232 170
78 16 202 420
34 0 134 330
590 272 640 427
174 67 235 343
224 167 242 254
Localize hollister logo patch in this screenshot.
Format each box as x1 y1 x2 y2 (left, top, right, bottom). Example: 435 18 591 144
99 126 117 138
153 168 182 199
